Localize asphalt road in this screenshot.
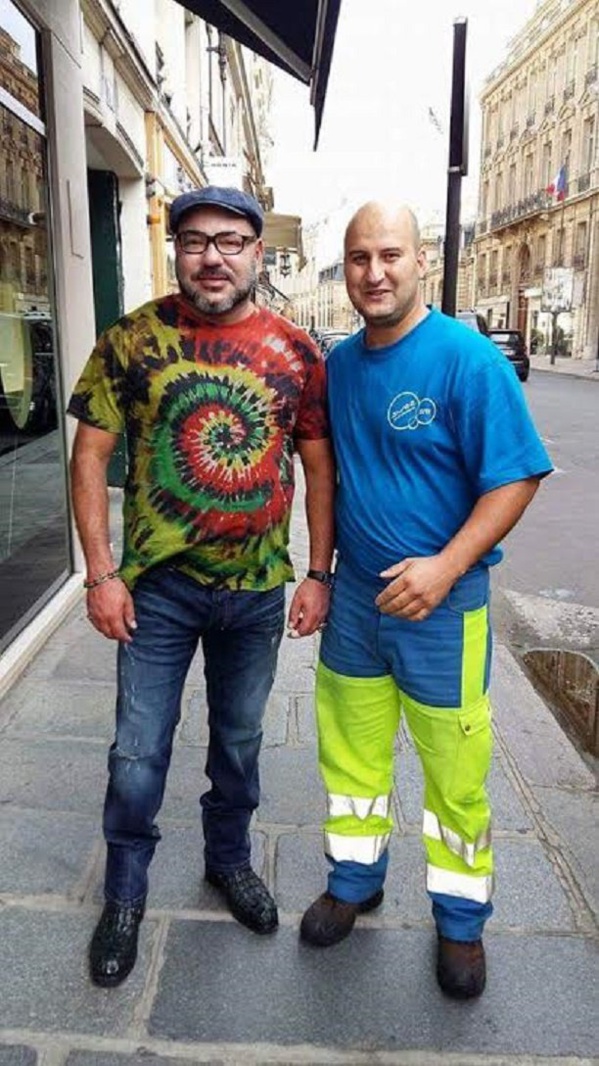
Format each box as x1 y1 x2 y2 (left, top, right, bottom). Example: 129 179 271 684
492 369 599 659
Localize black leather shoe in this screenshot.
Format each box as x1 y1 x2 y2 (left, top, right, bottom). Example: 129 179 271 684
436 935 486 999
205 866 278 934
300 889 384 947
89 901 145 988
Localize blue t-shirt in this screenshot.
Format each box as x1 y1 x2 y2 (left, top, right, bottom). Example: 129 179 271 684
326 309 552 580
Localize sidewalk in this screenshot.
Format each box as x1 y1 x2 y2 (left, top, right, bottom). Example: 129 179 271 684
530 353 599 379
0 481 597 1066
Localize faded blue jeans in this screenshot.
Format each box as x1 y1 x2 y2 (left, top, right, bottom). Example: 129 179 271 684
102 564 285 905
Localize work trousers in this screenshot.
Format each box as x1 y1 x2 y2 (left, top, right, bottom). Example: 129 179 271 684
316 560 494 942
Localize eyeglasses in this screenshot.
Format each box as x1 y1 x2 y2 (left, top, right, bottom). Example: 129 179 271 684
176 230 257 256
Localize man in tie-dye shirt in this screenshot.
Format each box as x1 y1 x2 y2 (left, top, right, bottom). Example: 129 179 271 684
68 186 335 988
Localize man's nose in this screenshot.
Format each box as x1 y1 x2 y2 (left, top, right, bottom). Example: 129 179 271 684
201 240 225 265
365 258 385 283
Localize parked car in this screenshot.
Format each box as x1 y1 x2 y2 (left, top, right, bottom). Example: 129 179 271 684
456 310 490 335
310 327 351 359
488 328 530 381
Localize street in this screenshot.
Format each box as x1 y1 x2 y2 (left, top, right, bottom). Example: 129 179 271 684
492 370 599 662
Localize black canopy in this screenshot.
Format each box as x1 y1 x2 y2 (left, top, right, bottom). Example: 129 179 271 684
174 0 341 146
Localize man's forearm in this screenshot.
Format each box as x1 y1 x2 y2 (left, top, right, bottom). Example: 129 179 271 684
296 439 336 572
305 471 335 571
70 450 115 576
440 477 541 580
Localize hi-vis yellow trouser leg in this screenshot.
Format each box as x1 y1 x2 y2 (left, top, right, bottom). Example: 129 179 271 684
316 599 494 939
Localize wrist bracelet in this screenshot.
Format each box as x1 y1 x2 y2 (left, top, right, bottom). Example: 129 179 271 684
83 569 121 590
306 568 334 588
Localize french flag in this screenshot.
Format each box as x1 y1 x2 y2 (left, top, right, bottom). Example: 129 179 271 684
546 165 566 201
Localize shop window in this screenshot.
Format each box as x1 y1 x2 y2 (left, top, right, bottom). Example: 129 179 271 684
0 1 70 653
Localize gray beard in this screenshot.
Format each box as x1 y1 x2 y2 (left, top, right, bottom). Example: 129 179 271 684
177 263 256 316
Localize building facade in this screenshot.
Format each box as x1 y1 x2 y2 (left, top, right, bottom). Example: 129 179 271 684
0 0 275 689
474 0 599 358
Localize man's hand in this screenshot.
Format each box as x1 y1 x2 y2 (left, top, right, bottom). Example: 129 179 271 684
376 556 458 621
287 578 331 637
86 578 137 642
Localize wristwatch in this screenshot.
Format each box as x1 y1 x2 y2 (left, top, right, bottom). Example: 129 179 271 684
306 568 334 588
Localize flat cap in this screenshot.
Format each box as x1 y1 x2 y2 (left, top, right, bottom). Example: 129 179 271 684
169 185 264 236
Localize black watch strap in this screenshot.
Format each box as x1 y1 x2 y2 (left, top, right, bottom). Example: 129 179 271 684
306 568 334 587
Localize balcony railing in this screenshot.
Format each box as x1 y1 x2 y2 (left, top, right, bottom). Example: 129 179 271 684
585 64 597 87
563 80 575 101
544 96 555 115
0 194 31 227
490 187 564 231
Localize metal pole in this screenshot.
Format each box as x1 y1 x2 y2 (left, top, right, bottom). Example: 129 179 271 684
441 19 468 318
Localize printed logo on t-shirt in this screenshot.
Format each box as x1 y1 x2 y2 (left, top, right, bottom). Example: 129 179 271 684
387 391 437 431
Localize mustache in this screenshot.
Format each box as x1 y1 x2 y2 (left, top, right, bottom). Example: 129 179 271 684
190 268 232 280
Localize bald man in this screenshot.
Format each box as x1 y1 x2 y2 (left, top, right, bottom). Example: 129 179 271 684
300 202 552 999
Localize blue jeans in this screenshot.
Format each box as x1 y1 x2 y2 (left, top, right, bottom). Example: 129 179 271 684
102 565 285 905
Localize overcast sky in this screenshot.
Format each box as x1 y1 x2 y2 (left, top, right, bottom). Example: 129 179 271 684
268 0 540 259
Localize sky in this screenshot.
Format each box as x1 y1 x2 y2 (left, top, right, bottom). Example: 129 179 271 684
268 0 540 262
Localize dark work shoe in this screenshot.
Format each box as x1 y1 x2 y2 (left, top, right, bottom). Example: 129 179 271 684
436 936 486 999
300 889 384 947
89 900 145 988
205 867 278 934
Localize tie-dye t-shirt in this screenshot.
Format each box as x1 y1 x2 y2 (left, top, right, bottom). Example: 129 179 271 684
68 296 329 591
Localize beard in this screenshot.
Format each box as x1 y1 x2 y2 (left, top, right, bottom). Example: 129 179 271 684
176 260 257 316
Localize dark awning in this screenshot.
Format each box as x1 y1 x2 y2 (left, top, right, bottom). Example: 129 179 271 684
174 0 341 146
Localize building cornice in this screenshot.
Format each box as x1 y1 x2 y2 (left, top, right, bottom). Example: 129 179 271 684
80 0 157 110
481 0 594 102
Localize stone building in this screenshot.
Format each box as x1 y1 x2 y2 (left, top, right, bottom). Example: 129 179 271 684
474 0 599 359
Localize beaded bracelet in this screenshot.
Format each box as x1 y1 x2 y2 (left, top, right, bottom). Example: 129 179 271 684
83 569 121 590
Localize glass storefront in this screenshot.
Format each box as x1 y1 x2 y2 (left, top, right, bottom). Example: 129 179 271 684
0 0 71 652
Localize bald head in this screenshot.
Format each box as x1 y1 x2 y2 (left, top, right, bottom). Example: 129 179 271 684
345 202 421 254
343 200 427 343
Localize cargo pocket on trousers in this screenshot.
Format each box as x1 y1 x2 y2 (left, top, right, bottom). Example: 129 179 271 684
448 697 492 805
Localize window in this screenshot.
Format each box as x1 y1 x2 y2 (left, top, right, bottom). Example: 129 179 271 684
524 153 534 197
0 1 71 653
582 116 595 173
508 163 517 203
542 142 553 187
574 221 588 267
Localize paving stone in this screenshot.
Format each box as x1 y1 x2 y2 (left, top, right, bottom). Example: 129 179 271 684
295 692 317 744
149 921 599 1056
25 629 118 683
534 785 599 920
66 1056 224 1066
65 1053 223 1061
258 747 326 825
491 644 596 790
0 1048 37 1066
0 738 106 813
395 746 533 831
0 809 98 897
159 745 211 823
1 680 115 739
121 826 267 911
0 908 153 1033
179 686 290 747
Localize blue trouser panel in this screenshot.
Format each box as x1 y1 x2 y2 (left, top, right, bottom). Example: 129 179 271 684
103 564 284 904
316 559 493 942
